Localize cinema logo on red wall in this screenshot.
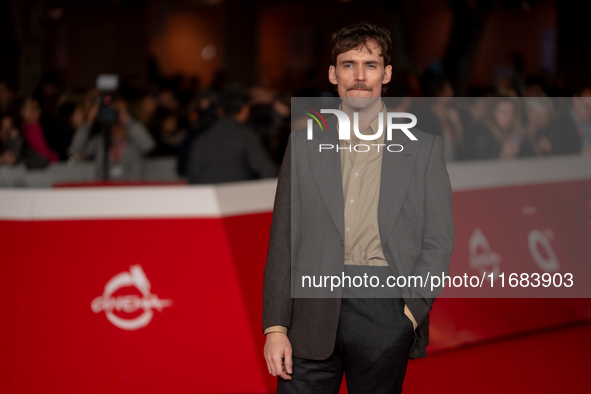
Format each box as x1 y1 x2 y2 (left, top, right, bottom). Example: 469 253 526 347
91 265 173 330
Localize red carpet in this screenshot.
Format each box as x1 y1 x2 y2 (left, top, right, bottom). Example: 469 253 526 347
402 321 591 393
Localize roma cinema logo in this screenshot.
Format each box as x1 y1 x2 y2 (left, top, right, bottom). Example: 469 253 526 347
91 265 172 330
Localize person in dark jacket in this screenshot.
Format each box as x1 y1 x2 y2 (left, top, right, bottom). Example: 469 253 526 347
186 85 278 184
0 114 23 165
538 87 591 156
518 96 555 158
464 97 523 160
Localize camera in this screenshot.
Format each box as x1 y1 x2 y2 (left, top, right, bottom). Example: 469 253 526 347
96 74 120 125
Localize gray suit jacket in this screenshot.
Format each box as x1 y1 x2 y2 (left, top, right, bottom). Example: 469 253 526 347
262 114 454 360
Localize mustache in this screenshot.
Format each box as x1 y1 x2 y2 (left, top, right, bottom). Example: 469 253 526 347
347 83 372 91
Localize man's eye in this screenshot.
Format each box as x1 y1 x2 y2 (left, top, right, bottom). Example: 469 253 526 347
367 64 376 68
344 64 352 68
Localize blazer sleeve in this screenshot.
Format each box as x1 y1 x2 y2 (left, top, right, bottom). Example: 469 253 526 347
262 132 298 332
404 135 455 326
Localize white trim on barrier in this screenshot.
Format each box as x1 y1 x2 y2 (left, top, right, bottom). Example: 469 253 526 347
0 155 590 220
448 155 591 191
0 187 219 220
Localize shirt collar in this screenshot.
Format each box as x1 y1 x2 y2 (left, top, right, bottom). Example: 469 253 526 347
369 101 388 136
338 100 388 143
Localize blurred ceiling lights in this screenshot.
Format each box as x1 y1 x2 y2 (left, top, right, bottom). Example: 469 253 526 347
47 8 64 20
201 45 217 61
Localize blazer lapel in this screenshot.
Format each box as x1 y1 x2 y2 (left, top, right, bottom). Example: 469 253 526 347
378 129 420 243
306 113 421 243
307 115 345 239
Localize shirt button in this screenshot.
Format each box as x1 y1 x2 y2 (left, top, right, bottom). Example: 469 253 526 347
355 172 359 177
346 227 350 231
350 199 354 203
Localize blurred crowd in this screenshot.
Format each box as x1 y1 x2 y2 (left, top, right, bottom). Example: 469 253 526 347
0 71 590 184
391 72 591 162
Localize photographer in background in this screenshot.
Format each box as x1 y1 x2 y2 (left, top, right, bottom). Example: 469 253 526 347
68 97 155 180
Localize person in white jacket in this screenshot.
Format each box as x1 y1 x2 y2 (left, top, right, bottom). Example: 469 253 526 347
68 98 155 180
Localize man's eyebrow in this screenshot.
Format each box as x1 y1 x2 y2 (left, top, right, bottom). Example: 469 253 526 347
338 59 380 65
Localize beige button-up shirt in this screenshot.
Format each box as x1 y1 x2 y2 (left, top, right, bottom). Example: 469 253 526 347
340 101 388 267
264 101 393 335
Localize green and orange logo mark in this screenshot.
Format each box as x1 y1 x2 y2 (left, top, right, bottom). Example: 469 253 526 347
303 107 328 131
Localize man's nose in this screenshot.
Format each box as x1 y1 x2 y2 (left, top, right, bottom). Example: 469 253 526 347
355 65 366 81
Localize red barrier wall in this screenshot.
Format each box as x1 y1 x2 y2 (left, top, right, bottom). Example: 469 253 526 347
1 158 590 393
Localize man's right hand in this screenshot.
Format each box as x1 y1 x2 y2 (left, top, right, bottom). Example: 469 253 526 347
264 332 293 380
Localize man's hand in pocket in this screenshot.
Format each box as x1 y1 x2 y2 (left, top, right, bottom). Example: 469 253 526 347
404 304 418 331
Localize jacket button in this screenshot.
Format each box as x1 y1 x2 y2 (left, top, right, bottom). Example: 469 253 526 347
340 241 344 246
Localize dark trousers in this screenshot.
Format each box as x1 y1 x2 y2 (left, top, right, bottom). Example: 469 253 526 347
277 296 415 393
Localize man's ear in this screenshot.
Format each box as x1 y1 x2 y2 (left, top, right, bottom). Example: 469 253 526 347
382 64 392 85
328 65 338 86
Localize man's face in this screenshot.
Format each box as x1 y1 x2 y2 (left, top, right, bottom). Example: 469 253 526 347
494 101 516 131
328 39 392 104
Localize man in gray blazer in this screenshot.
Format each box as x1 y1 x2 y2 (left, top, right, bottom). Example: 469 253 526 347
263 22 454 393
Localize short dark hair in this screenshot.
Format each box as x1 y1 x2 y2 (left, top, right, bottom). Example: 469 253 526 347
330 21 393 67
220 84 250 116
